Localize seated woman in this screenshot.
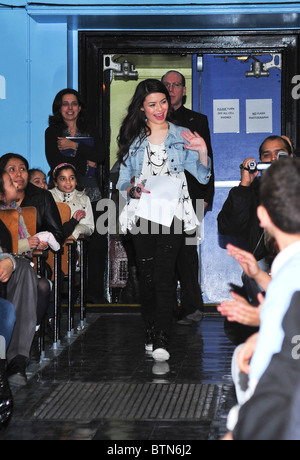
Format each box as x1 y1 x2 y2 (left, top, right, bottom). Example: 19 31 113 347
0 171 50 255
0 153 64 246
0 170 52 367
49 163 94 241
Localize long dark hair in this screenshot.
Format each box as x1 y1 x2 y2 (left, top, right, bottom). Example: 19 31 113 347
117 79 173 164
48 88 88 132
0 168 7 203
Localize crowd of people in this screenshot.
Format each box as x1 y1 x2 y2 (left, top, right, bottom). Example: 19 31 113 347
1 69 299 440
0 87 105 428
220 157 300 440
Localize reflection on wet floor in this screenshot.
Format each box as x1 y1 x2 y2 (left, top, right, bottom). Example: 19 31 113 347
0 311 237 441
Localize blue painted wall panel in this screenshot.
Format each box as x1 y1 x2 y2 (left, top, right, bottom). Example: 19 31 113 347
0 9 29 160
29 19 68 173
201 188 244 303
0 11 68 173
1 1 25 5
202 55 282 182
26 0 300 7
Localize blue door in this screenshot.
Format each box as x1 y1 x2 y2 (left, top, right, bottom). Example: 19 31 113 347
192 53 282 303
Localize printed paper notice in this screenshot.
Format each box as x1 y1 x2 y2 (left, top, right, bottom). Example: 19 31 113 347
246 99 273 134
213 99 240 134
135 176 183 227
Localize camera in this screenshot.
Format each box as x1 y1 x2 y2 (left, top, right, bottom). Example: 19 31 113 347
247 161 270 172
241 151 289 174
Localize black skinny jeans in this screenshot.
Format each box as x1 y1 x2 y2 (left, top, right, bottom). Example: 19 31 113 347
131 218 184 337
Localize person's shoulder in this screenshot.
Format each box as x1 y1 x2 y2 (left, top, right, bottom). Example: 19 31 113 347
168 122 186 136
181 106 208 122
26 182 43 194
75 188 88 199
129 133 147 153
26 182 53 200
49 186 59 199
84 123 97 135
45 124 61 135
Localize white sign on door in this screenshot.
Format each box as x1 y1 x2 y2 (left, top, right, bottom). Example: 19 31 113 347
246 99 273 134
213 99 240 134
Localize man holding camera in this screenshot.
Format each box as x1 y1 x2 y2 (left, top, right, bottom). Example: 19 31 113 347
218 135 293 264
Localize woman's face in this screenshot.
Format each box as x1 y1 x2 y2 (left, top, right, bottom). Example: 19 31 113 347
30 171 48 190
4 157 29 193
60 93 81 124
54 168 77 193
1 172 19 204
141 92 169 126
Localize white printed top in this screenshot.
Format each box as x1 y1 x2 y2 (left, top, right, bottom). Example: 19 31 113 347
119 140 200 234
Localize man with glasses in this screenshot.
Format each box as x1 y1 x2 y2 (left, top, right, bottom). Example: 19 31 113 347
162 70 214 210
217 136 293 345
162 70 214 324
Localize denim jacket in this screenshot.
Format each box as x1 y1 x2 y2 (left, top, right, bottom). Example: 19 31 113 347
116 122 211 192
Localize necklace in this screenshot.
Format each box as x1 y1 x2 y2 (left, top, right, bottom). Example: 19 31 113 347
146 143 170 176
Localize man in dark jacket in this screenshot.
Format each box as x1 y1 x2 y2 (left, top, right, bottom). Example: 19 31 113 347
162 70 214 324
218 136 292 262
162 70 214 209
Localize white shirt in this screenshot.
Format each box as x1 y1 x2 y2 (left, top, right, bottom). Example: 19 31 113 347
250 240 300 384
119 141 199 234
50 187 94 240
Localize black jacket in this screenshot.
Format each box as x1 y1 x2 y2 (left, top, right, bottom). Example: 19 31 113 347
20 182 64 245
172 105 215 206
45 124 105 178
0 218 13 253
217 178 266 261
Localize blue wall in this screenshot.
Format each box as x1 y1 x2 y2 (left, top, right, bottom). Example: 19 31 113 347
0 9 29 161
0 6 68 173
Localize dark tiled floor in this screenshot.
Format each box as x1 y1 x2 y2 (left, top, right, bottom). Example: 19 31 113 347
0 310 236 441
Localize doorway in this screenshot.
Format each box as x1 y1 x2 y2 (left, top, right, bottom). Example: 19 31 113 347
78 31 299 304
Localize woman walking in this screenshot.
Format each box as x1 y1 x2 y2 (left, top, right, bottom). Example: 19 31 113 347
116 79 211 361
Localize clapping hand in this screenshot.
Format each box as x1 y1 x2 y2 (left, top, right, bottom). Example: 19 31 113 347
73 210 86 222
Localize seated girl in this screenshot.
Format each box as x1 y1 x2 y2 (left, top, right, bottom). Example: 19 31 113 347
28 168 48 190
49 163 94 241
